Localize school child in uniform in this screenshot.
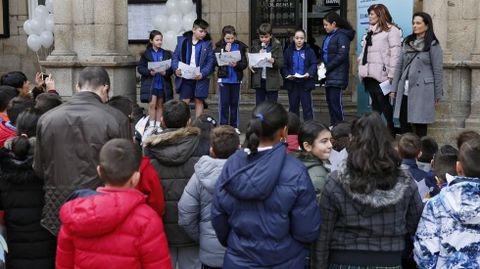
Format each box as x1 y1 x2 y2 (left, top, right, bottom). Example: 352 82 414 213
250 23 284 104
214 25 248 133
282 29 318 121
172 19 215 118
137 30 174 133
211 102 321 269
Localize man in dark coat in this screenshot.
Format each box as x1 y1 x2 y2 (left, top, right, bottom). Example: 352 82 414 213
34 67 131 236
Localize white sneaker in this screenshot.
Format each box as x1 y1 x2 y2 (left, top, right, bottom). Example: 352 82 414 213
235 128 241 135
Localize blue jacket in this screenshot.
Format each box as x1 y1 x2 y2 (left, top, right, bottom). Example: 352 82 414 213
414 178 480 268
211 143 321 269
172 31 215 99
282 42 318 91
137 48 174 103
321 28 355 89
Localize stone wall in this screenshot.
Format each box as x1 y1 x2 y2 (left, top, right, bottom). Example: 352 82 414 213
0 0 39 82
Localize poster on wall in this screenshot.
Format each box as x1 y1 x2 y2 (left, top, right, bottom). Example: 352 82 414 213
128 1 197 43
356 0 413 114
0 0 10 38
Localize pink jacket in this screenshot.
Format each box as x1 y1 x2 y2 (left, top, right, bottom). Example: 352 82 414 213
358 24 402 83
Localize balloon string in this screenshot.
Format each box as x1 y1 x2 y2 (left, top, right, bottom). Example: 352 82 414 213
35 52 44 74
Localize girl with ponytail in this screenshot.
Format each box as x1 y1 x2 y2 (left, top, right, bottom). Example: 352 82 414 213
211 102 321 269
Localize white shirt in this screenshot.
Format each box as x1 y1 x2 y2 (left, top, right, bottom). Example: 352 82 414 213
190 45 196 67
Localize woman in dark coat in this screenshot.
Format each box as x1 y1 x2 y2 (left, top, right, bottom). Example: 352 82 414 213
321 12 355 126
0 109 56 269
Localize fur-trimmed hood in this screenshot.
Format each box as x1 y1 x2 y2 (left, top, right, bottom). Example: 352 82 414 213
332 162 412 209
144 127 201 165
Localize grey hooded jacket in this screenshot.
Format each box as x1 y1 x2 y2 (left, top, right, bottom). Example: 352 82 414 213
178 156 227 267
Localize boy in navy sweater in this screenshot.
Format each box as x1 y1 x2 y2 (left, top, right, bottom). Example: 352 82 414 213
172 19 215 118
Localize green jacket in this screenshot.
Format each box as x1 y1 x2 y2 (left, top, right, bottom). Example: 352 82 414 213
294 152 330 196
251 37 284 91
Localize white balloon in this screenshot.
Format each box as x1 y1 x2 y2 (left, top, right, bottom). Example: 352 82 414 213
27 34 42 52
166 0 179 14
167 14 182 33
34 5 49 20
45 0 53 13
30 18 45 34
163 31 178 51
40 31 54 48
178 0 193 15
182 13 196 31
152 14 167 33
187 11 197 20
23 20 33 35
45 14 55 32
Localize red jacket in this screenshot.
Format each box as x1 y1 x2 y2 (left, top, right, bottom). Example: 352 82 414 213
137 156 165 216
287 134 300 153
0 121 15 148
56 188 172 269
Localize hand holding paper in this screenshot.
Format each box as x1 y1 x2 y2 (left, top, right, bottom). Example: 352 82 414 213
148 59 172 73
215 51 241 66
178 62 201 80
248 53 273 68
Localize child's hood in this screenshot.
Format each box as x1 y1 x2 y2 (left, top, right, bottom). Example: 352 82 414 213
195 155 227 194
440 179 480 224
221 143 286 200
59 188 145 237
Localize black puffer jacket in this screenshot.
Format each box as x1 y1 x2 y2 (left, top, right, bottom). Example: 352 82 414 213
143 127 205 248
0 141 56 269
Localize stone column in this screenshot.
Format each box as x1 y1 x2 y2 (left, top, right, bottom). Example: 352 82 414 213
40 0 137 100
424 0 469 144
49 0 76 58
423 0 452 61
465 1 480 130
92 0 116 56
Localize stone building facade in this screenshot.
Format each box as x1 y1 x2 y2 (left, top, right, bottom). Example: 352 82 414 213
0 0 479 143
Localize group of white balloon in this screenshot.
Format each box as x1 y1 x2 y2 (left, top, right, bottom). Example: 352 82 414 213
23 0 54 52
152 0 197 51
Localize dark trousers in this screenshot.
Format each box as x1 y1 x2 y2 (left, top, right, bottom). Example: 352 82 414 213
256 79 278 104
399 95 428 137
288 82 313 121
364 77 394 135
202 265 221 269
325 86 344 126
218 83 240 128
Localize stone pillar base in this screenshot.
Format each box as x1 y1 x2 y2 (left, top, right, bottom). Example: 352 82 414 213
39 57 137 101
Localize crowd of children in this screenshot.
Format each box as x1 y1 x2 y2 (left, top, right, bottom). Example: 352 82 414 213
0 11 479 269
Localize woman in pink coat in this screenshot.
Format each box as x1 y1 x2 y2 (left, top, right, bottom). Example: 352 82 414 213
358 4 402 136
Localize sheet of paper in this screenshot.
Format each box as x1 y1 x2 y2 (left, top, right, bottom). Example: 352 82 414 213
328 149 348 172
248 53 273 68
178 62 201 80
215 50 241 66
416 178 430 201
148 59 171 72
380 80 394 95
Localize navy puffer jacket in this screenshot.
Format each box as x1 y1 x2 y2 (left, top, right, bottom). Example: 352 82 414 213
321 28 355 89
211 143 321 269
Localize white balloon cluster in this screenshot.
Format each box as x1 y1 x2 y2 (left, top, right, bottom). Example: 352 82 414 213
23 0 55 52
152 0 197 51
